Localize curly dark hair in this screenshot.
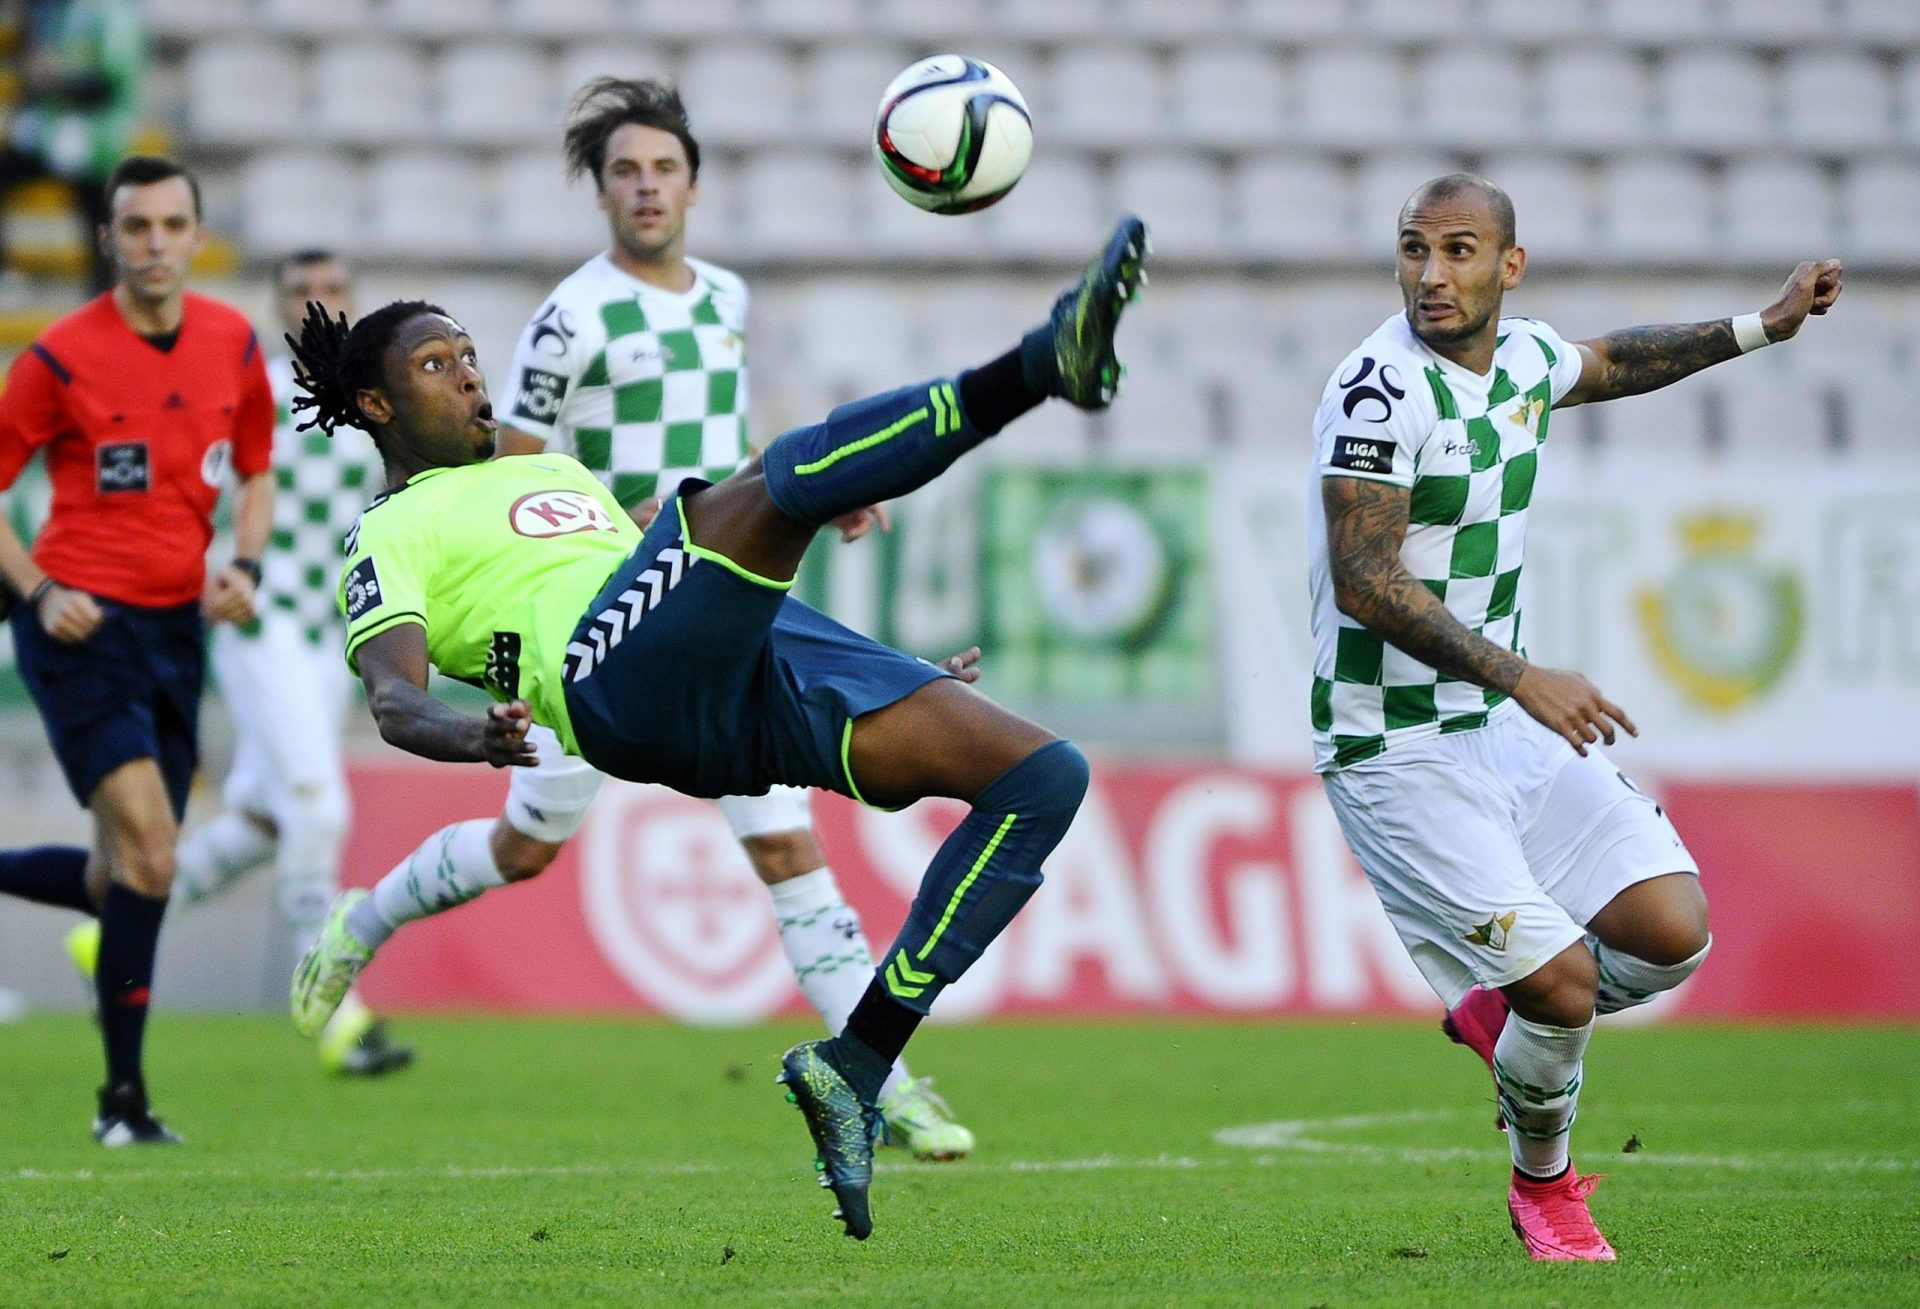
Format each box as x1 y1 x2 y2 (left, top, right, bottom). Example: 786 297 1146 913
286 298 446 437
563 76 701 185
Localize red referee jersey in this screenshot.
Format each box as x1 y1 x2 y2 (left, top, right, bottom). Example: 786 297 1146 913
0 291 274 607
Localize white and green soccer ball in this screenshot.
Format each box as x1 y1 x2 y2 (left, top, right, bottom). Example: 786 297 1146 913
872 55 1034 215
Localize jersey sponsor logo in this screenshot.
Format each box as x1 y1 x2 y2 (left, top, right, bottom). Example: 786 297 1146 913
510 489 618 538
343 557 383 620
1329 434 1397 474
1337 356 1405 423
96 441 150 493
512 367 568 424
526 302 576 357
1441 436 1481 458
201 439 232 487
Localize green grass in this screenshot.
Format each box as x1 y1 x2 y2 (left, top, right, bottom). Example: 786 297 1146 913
1 1017 1915 1308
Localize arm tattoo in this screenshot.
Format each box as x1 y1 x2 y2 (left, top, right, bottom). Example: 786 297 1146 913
1588 319 1742 401
1323 477 1527 695
366 676 487 763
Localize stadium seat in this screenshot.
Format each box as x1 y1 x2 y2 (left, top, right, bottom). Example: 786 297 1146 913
1169 45 1287 150
857 181 970 261
1409 44 1534 151
1657 50 1775 151
1295 47 1407 149
1845 158 1920 262
240 152 363 258
917 275 1053 364
1228 154 1351 263
629 0 754 37
380 0 505 37
1595 375 1708 454
437 42 558 148
1842 0 1920 44
1109 154 1230 261
1595 0 1720 41
1596 154 1714 262
801 42 915 143
981 155 1106 261
1479 0 1599 40
1734 0 1850 43
313 42 432 146
678 43 803 147
557 43 677 104
493 150 613 262
257 0 373 37
1352 151 1473 247
1780 51 1896 152
867 0 996 42
500 0 624 39
752 0 870 40
735 150 863 261
1224 371 1326 452
1722 157 1838 263
145 0 250 39
1153 280 1285 390
1479 155 1593 264
186 39 303 147
365 151 490 260
1539 49 1654 153
1110 0 1236 39
1048 46 1168 148
1901 53 1920 146
1237 0 1350 38
1105 372 1219 456
783 281 920 393
992 0 1108 40
1716 363 1832 455
1353 0 1478 35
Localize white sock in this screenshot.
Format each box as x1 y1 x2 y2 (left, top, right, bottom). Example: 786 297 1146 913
768 866 910 1101
1590 934 1712 1015
1493 1014 1594 1179
349 819 507 951
174 812 275 905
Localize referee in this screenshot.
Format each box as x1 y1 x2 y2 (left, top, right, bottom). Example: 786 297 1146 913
0 155 274 1145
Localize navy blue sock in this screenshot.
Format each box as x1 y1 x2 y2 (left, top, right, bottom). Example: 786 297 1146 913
0 845 92 913
762 377 994 527
96 884 167 1087
873 740 1090 1019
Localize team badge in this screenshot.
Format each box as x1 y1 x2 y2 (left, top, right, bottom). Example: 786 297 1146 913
1463 911 1517 952
1638 511 1803 712
343 557 383 620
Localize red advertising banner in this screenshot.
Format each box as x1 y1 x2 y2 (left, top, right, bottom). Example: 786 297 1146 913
342 759 1920 1022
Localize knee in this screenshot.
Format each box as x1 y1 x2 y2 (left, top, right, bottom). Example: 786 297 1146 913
1637 886 1711 967
117 833 177 897
1014 739 1091 817
491 820 561 883
1506 944 1598 1029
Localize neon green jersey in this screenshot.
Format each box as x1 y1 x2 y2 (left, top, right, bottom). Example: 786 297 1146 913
337 454 640 753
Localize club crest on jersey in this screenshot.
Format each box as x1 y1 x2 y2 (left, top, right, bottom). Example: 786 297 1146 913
343 557 382 620
510 489 617 539
1463 910 1517 952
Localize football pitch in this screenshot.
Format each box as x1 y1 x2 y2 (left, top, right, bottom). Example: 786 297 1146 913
0 1017 1914 1308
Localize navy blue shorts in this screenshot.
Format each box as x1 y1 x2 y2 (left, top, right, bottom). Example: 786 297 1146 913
562 489 948 800
10 599 204 820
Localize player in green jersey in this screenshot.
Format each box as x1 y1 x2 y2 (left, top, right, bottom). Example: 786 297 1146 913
290 214 1148 1239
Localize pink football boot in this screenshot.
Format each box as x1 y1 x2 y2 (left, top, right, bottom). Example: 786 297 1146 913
1508 1167 1618 1262
1443 985 1511 1128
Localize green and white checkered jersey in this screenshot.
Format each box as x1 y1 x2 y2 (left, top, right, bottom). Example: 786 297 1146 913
505 253 750 511
252 356 382 645
1306 313 1586 772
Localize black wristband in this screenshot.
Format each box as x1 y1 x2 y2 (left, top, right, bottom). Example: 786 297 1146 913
27 577 55 611
233 558 263 587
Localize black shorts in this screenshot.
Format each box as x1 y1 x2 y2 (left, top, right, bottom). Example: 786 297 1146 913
10 598 204 819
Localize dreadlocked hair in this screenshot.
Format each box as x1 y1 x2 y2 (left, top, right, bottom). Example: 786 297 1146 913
285 298 446 435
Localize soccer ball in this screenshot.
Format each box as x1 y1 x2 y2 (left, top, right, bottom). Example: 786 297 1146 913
872 56 1033 215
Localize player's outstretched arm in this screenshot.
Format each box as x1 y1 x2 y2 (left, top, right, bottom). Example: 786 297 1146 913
1559 258 1844 408
1324 476 1634 755
354 624 539 768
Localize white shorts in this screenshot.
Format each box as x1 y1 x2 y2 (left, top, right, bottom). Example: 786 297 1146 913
505 723 813 844
211 618 354 824
1322 706 1698 1010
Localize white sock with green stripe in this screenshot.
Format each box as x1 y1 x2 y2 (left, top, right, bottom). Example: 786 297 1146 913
174 811 275 905
1493 1015 1593 1179
768 866 908 1102
349 819 506 951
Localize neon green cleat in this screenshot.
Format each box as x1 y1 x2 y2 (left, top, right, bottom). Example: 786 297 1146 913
1048 213 1149 411
66 919 100 980
291 890 374 1039
879 1076 975 1162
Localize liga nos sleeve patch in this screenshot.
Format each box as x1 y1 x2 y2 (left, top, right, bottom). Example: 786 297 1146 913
1329 434 1398 475
344 557 383 620
512 367 568 424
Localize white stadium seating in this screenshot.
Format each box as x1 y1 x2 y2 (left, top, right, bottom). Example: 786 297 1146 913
1228 154 1352 263
436 42 558 148
1846 158 1920 262
1780 51 1897 153
678 43 804 148
364 150 489 260
1596 154 1715 263
1294 46 1408 149
241 152 362 257
312 42 431 146
1539 49 1655 153
186 39 303 147
1047 46 1168 149
1169 46 1288 150
1657 49 1775 152
1410 44 1533 152
1722 157 1838 264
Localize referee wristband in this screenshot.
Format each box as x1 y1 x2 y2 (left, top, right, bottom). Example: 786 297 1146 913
1731 312 1771 354
233 558 263 587
26 577 55 611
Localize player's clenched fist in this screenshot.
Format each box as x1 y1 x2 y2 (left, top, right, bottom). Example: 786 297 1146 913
36 582 103 644
1511 665 1638 757
480 699 539 768
1761 258 1844 342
